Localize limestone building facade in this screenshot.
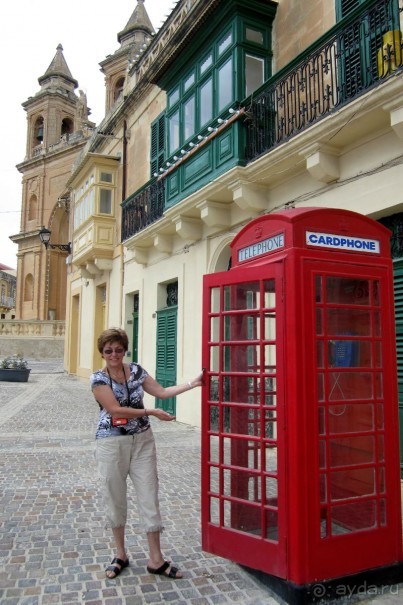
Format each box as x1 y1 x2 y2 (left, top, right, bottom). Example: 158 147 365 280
12 1 403 453
0 264 16 319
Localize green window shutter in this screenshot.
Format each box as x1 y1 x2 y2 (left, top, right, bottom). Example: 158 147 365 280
378 214 403 476
155 306 177 414
150 114 165 179
393 260 403 477
165 312 177 374
394 263 403 397
132 294 139 363
338 0 361 19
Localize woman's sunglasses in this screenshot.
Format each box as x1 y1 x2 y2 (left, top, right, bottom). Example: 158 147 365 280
103 348 125 355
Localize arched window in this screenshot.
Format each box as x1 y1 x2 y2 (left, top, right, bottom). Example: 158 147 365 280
24 274 34 302
33 116 44 146
61 118 74 138
28 194 38 221
114 77 125 102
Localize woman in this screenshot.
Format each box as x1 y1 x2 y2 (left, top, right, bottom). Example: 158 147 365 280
90 328 203 580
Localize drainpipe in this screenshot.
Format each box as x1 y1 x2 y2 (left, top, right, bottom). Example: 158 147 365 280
122 120 128 202
119 120 128 329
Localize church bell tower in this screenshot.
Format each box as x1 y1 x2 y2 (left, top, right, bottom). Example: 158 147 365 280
100 0 155 112
11 44 94 321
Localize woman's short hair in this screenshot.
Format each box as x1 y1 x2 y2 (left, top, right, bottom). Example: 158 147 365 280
97 328 129 353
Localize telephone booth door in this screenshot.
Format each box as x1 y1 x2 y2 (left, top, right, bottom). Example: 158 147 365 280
304 261 402 577
201 261 287 576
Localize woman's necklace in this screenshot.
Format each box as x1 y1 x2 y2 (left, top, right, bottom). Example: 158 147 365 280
107 366 125 383
106 367 131 407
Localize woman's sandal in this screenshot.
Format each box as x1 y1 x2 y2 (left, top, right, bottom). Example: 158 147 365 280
146 560 182 579
105 557 129 578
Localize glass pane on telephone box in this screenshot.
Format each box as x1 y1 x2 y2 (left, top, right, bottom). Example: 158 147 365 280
315 274 385 537
203 265 285 567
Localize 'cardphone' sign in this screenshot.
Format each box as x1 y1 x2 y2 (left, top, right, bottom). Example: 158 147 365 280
306 231 380 254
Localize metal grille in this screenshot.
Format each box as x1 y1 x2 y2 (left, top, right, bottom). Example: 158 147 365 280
121 179 165 241
378 213 403 259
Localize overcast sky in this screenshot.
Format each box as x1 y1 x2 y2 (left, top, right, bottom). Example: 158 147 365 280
0 0 174 269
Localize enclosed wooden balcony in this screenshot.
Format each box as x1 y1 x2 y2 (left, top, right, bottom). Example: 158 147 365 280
71 216 115 284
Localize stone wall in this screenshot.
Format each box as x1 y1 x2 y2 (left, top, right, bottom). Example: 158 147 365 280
0 337 64 359
0 320 65 360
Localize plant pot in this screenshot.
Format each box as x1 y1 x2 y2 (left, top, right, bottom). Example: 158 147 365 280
0 368 31 382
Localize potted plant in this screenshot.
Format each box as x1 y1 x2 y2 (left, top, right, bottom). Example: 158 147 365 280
0 355 31 382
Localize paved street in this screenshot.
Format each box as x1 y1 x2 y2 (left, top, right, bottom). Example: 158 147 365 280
0 361 402 605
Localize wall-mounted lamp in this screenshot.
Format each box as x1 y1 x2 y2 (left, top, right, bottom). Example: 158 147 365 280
39 226 71 254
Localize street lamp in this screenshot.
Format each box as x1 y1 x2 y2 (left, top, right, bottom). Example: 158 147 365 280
39 226 71 254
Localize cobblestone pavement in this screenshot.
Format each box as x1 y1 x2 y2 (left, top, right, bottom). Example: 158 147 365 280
0 361 402 605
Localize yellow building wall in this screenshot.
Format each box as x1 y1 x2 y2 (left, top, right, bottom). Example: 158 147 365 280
122 237 209 428
274 0 335 70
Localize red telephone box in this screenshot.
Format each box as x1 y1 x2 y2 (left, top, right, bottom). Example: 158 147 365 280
201 207 403 594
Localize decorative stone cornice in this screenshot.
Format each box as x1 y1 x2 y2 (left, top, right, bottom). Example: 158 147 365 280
94 259 113 273
229 181 269 212
196 200 231 230
131 246 149 265
173 216 203 241
382 96 403 142
300 143 340 183
153 234 172 254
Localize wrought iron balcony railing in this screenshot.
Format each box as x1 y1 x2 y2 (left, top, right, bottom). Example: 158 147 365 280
121 179 165 242
378 212 403 258
0 295 15 309
246 0 403 161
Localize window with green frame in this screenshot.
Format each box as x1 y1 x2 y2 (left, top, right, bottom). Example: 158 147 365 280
243 21 268 97
166 26 236 156
165 19 272 157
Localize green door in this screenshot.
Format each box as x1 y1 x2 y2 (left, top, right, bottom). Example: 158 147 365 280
393 260 403 477
132 294 139 363
155 306 177 415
